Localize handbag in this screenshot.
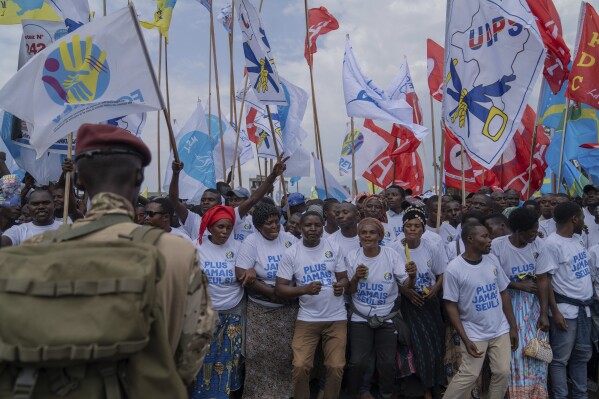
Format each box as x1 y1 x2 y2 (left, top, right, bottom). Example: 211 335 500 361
524 329 553 363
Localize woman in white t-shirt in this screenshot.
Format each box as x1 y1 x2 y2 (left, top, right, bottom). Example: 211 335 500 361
234 202 298 398
490 206 548 399
345 217 415 398
394 206 448 399
190 206 246 399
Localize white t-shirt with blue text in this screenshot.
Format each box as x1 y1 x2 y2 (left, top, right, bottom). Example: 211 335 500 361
235 231 297 308
199 237 243 311
278 239 347 322
393 237 448 293
536 233 593 319
443 255 511 341
328 230 360 259
491 235 544 282
345 246 407 322
386 210 404 238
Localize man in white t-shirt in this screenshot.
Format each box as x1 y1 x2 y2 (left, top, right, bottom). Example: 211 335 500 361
168 158 287 241
328 202 360 258
143 197 193 243
275 211 349 399
443 222 518 399
440 200 462 244
384 185 406 238
1 190 62 247
226 187 256 241
536 201 594 399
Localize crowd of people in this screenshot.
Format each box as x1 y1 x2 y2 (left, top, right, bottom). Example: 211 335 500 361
0 123 598 399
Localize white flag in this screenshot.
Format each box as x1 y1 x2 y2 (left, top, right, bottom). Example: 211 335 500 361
0 6 163 157
313 153 351 202
385 56 429 140
241 88 284 159
213 119 254 179
343 38 413 125
339 120 388 177
44 0 90 24
237 0 286 105
442 0 545 168
286 144 311 177
163 102 214 201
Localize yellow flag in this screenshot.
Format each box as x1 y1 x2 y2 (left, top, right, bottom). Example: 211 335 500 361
310 186 318 200
140 0 177 41
140 188 149 199
0 1 61 25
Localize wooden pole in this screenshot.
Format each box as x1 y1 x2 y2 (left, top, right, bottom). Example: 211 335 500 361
62 133 73 224
266 106 291 219
556 98 571 191
162 108 180 163
103 0 106 16
350 117 357 197
429 95 439 193
460 144 466 206
209 6 227 181
499 155 504 188
305 0 328 197
156 34 163 195
436 121 446 234
164 41 172 149
525 125 539 198
231 75 248 186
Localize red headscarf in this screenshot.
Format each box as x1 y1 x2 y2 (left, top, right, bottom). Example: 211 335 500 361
198 205 236 245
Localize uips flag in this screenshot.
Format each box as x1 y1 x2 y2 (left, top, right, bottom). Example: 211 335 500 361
305 6 339 65
427 38 444 102
566 2 599 110
0 6 163 157
343 38 417 131
339 119 388 177
442 0 545 169
237 0 286 106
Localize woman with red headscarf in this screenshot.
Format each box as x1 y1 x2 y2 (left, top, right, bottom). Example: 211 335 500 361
190 205 249 399
361 195 396 246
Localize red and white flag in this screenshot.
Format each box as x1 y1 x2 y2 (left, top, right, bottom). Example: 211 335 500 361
490 105 550 198
362 120 424 194
304 6 339 65
527 0 571 94
427 38 444 102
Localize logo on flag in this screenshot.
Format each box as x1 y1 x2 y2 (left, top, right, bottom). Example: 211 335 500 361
42 35 110 105
341 129 363 156
442 0 545 168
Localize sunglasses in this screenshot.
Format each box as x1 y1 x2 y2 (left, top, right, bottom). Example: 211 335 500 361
144 211 166 217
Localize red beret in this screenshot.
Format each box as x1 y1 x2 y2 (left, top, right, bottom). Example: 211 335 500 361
74 123 151 166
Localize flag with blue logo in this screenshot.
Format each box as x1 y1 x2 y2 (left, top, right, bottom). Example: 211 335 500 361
343 38 414 127
339 119 388 177
313 153 350 202
163 101 215 200
216 3 232 32
140 0 177 41
442 0 545 169
0 0 60 24
236 0 286 106
0 6 164 157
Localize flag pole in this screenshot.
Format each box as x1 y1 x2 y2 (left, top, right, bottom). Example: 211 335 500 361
556 98 571 191
429 95 439 193
436 120 446 234
156 34 163 194
62 133 73 224
460 144 466 206
350 117 357 197
525 126 539 198
165 41 172 149
231 76 248 187
209 6 227 181
305 0 328 198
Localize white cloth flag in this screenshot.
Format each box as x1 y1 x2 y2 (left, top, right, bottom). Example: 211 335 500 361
339 119 388 177
343 38 413 125
313 153 351 202
237 0 286 105
442 0 545 168
44 0 90 24
163 102 214 201
385 56 429 140
286 144 311 178
241 88 284 159
213 120 254 179
0 6 163 157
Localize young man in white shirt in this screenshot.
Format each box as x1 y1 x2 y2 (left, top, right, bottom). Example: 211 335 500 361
442 222 518 399
536 201 594 399
275 211 349 399
384 185 406 238
1 190 62 247
328 202 360 258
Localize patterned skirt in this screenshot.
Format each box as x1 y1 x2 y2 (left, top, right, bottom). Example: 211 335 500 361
242 299 299 399
507 289 548 399
400 296 446 391
190 301 246 399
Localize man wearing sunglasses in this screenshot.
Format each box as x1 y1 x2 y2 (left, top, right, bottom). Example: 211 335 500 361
144 197 193 243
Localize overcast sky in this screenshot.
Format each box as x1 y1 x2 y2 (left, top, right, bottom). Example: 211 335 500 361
0 0 593 195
